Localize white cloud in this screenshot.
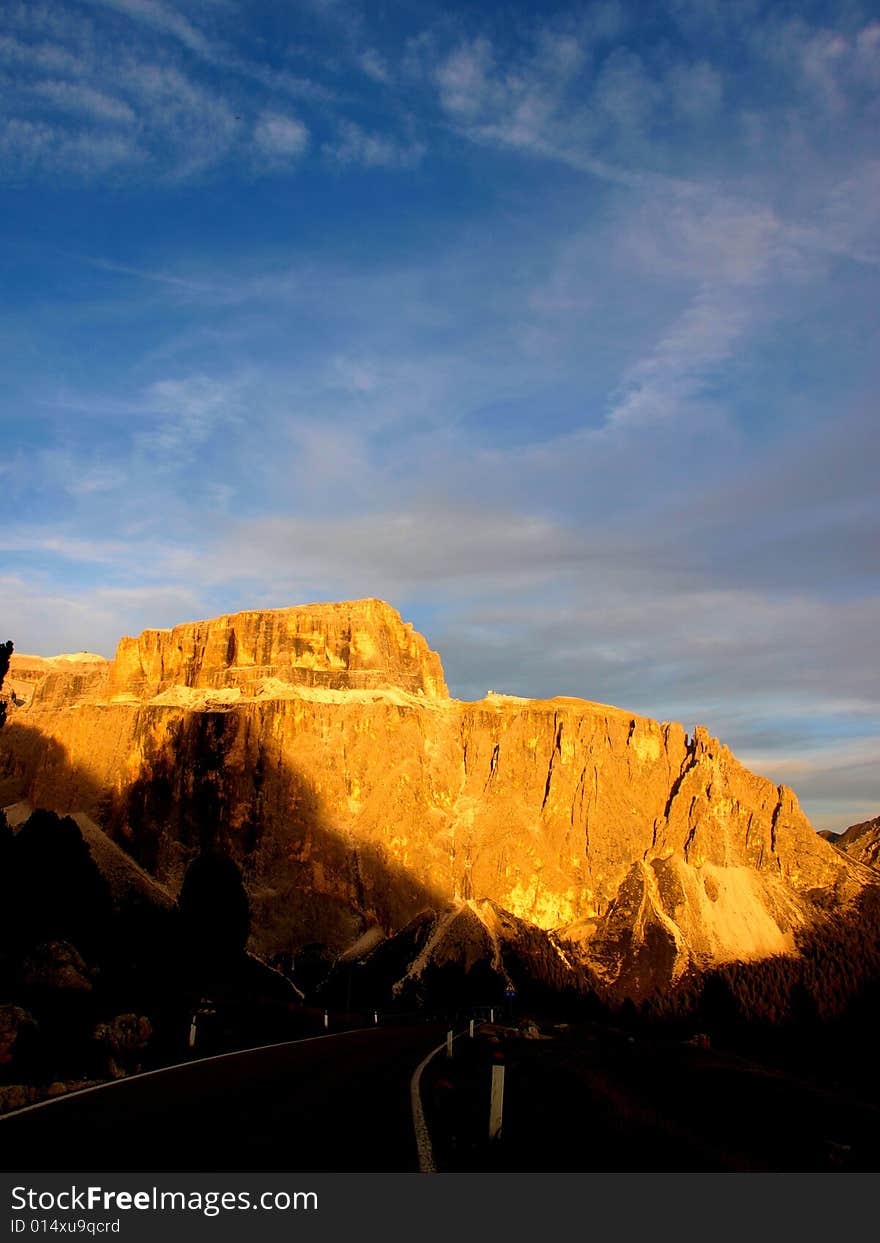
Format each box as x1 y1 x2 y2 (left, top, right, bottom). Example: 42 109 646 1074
123 60 238 175
253 110 310 161
738 739 880 834
324 120 423 168
0 118 57 167
798 26 848 111
618 193 786 286
75 255 217 294
3 2 98 49
665 59 722 120
2 0 878 841
138 373 243 453
148 374 231 418
431 29 698 192
750 14 880 117
593 47 659 134
359 48 388 83
0 34 87 76
31 78 135 123
606 287 749 427
436 39 497 118
855 22 880 84
84 0 213 59
0 574 202 658
65 465 128 497
0 116 142 173
208 505 581 598
74 129 146 171
233 60 336 104
0 534 134 563
805 160 880 268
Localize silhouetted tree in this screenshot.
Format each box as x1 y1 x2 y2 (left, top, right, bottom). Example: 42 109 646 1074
698 971 740 1035
6 810 114 959
178 851 250 965
788 979 820 1031
0 638 12 730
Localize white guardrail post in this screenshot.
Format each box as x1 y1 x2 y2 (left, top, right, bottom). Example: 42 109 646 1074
489 1052 505 1140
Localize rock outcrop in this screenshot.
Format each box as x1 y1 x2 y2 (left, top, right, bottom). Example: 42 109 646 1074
0 599 871 999
101 599 448 702
832 815 880 870
6 653 108 711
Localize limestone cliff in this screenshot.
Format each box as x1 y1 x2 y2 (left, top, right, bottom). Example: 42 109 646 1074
0 599 870 998
7 653 109 711
99 599 448 702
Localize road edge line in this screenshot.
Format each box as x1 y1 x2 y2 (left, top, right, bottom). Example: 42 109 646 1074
411 1028 468 1175
410 1040 445 1174
0 1025 375 1122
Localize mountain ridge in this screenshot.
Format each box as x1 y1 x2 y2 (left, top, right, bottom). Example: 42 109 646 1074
1 598 873 1001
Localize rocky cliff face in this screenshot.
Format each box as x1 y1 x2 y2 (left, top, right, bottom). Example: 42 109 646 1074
7 653 108 711
0 599 870 999
100 599 448 702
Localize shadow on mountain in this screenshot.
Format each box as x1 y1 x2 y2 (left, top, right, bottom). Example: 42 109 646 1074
0 712 606 1099
621 882 880 1103
7 711 880 1111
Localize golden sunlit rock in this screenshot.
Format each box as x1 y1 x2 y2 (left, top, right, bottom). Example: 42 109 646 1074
1 598 872 998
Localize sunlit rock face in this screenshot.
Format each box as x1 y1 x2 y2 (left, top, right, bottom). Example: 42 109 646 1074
101 599 448 702
7 653 109 711
0 599 870 998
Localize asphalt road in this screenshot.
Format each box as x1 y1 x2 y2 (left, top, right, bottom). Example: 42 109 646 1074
0 1025 444 1173
423 1024 880 1172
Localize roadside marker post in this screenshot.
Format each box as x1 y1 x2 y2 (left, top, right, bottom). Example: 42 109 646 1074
469 1018 475 1038
323 1010 329 1030
489 1052 505 1140
374 1011 379 1025
489 1007 494 1023
188 1017 197 1049
446 1029 454 1058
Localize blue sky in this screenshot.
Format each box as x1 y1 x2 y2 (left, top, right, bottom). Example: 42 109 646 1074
1 0 878 831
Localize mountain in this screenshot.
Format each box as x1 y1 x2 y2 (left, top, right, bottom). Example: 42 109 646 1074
0 599 873 1002
831 816 880 870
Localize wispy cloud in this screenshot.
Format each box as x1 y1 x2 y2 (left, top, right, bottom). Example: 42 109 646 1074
0 574 202 657
72 255 218 294
135 373 245 455
0 33 87 76
323 120 423 168
253 110 310 162
83 0 214 60
122 60 238 175
210 505 579 597
432 26 687 188
0 116 143 173
2 0 878 834
605 287 749 427
358 47 389 84
30 78 135 123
